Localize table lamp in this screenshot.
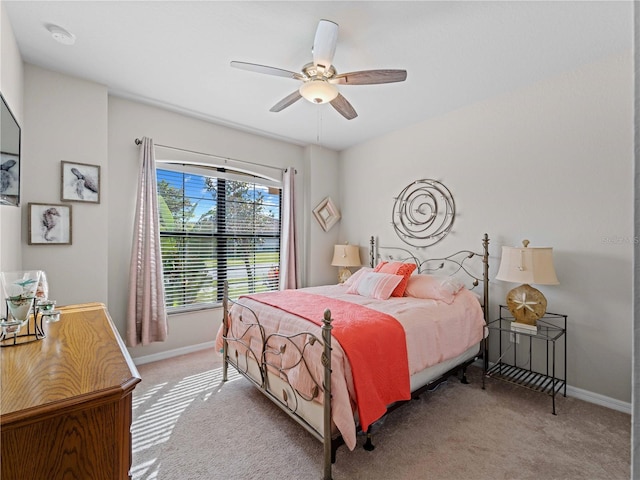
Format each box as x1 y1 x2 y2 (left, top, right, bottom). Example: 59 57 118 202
495 239 559 327
331 244 361 284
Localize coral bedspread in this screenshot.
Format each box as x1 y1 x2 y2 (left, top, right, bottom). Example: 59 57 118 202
243 290 411 432
217 284 484 450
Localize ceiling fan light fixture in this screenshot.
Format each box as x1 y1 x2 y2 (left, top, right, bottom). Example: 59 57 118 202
299 79 338 104
231 20 406 120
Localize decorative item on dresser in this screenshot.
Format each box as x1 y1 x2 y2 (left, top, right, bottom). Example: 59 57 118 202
0 270 42 339
0 303 141 480
495 239 559 328
330 243 361 283
0 270 60 346
219 234 489 480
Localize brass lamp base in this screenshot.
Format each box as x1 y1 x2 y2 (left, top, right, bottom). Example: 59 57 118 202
505 284 547 326
337 267 352 284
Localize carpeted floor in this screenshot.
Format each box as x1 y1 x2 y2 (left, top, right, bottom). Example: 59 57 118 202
131 348 630 480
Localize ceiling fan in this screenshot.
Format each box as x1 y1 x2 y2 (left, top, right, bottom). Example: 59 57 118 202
230 19 407 120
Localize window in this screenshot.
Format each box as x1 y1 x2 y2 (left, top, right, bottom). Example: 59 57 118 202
156 165 281 312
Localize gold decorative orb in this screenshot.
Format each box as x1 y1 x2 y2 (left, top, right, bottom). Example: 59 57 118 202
506 284 547 326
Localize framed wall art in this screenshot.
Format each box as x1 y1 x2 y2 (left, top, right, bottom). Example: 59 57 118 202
61 161 100 203
313 196 341 232
1 92 21 207
1 152 20 206
28 203 72 245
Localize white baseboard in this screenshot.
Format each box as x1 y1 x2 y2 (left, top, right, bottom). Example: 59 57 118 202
566 384 631 415
132 341 216 366
477 359 631 415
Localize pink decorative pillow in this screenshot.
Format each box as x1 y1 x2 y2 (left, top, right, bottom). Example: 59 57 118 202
404 274 465 304
342 267 372 288
346 271 403 300
373 261 417 297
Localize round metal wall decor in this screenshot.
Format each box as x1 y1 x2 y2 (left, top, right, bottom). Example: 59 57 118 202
392 179 456 248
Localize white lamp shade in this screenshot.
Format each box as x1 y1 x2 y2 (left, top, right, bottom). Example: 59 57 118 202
331 244 361 267
495 244 559 285
299 80 339 104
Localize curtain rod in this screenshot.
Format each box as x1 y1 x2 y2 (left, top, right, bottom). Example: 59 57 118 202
134 138 291 173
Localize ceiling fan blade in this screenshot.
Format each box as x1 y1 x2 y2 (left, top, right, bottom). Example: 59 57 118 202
330 93 358 120
270 91 303 112
312 19 339 70
231 61 304 80
331 69 407 85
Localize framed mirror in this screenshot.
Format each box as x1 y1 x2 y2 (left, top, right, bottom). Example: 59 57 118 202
1 92 21 206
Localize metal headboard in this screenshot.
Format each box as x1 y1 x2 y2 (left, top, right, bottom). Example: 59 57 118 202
369 233 490 321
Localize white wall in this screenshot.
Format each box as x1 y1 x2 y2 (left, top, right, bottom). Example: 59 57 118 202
339 52 634 404
303 144 342 287
21 65 109 305
0 1 23 274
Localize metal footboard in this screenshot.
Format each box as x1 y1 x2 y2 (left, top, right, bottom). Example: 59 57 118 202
222 281 335 479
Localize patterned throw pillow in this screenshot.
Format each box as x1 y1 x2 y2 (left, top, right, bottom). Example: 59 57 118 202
373 261 417 297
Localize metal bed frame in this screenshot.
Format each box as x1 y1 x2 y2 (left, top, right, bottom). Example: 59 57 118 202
221 234 489 480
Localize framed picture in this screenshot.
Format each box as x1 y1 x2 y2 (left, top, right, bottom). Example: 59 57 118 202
1 152 20 206
1 92 21 207
61 161 100 203
28 203 72 245
313 196 341 232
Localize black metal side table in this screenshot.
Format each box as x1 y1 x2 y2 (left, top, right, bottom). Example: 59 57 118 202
483 305 567 414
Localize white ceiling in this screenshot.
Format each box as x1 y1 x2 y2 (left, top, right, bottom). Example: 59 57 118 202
4 1 633 151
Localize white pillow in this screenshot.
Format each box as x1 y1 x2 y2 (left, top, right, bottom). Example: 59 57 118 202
342 267 372 287
404 274 465 304
346 271 403 300
440 276 465 294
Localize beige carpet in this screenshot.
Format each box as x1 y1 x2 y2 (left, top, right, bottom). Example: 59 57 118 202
131 348 630 480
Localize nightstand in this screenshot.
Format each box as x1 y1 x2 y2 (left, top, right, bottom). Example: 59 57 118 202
483 305 567 414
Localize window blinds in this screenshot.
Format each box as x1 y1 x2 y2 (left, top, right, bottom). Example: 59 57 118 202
157 167 281 312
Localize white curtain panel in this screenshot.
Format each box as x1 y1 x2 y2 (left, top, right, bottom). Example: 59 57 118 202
279 167 298 290
127 137 168 346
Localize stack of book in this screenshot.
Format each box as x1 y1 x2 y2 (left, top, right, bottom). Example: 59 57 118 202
510 321 537 334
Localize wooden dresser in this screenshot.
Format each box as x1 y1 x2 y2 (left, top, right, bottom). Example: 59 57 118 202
1 303 141 480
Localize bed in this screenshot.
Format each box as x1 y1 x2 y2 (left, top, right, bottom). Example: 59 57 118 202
218 234 489 480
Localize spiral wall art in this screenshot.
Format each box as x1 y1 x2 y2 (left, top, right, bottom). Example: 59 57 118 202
392 179 456 248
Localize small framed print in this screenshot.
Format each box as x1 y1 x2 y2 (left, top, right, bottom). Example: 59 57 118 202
61 161 100 203
28 203 72 245
1 152 20 206
313 197 341 232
